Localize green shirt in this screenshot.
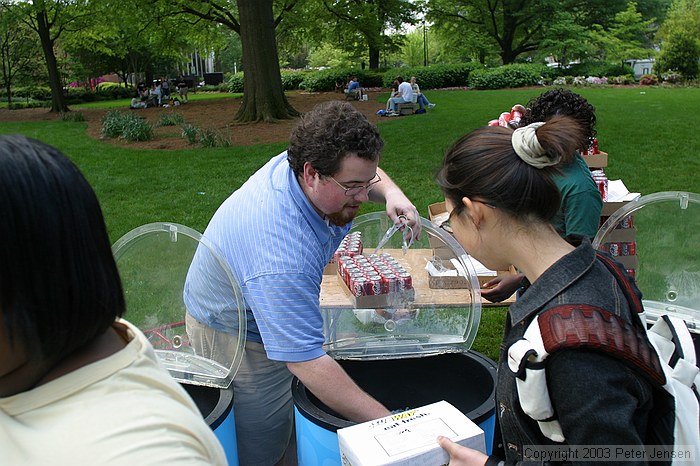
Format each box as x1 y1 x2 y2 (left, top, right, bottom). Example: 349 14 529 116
552 152 603 239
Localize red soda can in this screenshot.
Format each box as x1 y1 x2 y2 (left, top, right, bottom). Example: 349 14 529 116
380 274 397 293
592 138 599 154
396 272 413 290
620 242 629 256
366 274 382 295
343 265 359 285
619 215 634 229
608 242 620 256
346 247 359 258
351 277 367 296
626 268 636 279
627 242 636 255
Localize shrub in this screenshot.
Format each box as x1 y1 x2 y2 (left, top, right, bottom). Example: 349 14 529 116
382 63 481 89
181 123 199 144
198 128 231 148
639 74 659 86
101 110 153 141
224 72 244 93
468 64 547 89
661 71 683 84
60 111 85 122
158 112 185 126
281 71 307 90
301 68 384 92
560 61 635 79
610 75 635 85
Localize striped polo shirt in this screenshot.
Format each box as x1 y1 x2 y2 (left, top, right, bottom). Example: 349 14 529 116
184 152 350 362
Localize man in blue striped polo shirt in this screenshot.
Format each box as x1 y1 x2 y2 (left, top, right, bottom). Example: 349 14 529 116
184 100 421 465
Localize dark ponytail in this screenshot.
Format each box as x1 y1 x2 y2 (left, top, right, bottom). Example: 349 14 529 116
435 116 585 224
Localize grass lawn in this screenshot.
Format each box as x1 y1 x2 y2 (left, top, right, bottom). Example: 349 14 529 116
1 86 698 361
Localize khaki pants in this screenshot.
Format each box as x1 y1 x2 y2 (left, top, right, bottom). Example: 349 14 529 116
186 314 295 465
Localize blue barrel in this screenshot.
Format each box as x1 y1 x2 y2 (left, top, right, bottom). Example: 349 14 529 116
182 383 239 466
292 350 497 466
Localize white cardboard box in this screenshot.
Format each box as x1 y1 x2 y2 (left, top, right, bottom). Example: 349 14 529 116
338 400 485 466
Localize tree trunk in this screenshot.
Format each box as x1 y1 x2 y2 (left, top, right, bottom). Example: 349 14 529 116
36 8 68 113
235 0 298 122
368 46 380 70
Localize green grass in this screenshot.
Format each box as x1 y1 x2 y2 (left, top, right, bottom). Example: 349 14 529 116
1 87 699 362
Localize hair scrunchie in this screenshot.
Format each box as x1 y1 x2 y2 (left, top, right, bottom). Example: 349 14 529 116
511 122 559 168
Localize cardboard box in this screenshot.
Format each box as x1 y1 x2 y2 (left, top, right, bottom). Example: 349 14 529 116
338 400 485 466
428 202 457 259
583 151 608 168
337 273 415 309
601 200 632 216
428 263 518 289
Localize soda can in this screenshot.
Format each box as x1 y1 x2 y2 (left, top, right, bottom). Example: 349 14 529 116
619 215 634 229
607 242 620 256
620 242 629 256
626 268 636 279
365 275 382 295
351 277 367 297
343 265 359 285
396 272 413 291
627 242 636 255
381 273 397 293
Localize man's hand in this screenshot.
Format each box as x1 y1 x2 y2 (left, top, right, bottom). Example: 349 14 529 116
437 436 488 466
480 273 524 303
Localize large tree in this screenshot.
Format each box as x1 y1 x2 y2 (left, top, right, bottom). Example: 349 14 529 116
321 0 415 69
166 0 300 122
6 0 95 112
428 0 666 64
0 4 42 104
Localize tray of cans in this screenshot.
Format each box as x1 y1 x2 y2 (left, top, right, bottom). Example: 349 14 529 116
336 252 415 309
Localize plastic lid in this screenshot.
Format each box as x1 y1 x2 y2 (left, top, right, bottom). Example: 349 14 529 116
112 223 246 387
593 192 700 334
321 212 482 360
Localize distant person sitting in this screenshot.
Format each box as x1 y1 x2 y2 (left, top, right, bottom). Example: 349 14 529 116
130 97 147 109
388 76 413 114
345 76 363 100
0 134 227 465
410 76 436 111
335 77 345 93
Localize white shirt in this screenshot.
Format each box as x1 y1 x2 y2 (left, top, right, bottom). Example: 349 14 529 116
0 319 227 466
398 81 413 101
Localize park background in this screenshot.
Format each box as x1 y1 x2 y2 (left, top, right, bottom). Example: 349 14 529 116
2 0 700 359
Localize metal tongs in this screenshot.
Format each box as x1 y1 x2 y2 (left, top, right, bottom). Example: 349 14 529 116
373 215 415 255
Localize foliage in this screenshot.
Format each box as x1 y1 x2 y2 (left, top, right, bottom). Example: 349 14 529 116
307 43 356 69
101 110 153 141
60 111 85 122
318 0 417 69
556 61 636 78
181 123 199 144
639 73 659 85
198 127 231 148
281 71 307 90
224 72 244 93
301 68 384 92
656 33 700 79
655 0 700 80
381 63 482 89
587 2 657 63
158 112 185 126
468 64 550 89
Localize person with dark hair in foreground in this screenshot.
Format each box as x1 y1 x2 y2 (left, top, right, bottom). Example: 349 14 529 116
184 100 421 465
434 118 671 465
0 135 226 465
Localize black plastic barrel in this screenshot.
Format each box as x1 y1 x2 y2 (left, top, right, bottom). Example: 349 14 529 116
181 383 239 465
292 350 497 465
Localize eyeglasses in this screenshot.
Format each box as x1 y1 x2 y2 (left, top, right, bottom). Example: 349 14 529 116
439 209 456 234
328 173 382 197
439 200 496 234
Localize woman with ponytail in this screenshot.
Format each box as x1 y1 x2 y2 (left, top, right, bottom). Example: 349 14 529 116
434 118 671 466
